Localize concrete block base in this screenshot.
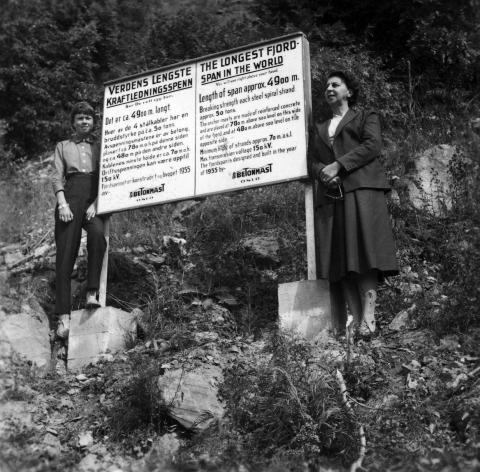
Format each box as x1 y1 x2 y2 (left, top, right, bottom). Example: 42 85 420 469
278 280 332 339
68 307 136 371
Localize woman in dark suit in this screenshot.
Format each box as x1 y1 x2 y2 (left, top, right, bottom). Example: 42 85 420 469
308 70 398 334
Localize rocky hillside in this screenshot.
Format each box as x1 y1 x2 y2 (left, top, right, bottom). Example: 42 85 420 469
1 136 480 470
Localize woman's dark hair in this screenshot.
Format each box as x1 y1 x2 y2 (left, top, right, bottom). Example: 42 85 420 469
70 101 96 127
327 70 360 106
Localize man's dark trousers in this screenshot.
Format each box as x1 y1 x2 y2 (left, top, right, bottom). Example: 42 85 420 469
54 173 106 314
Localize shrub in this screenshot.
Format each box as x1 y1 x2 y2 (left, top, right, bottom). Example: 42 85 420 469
0 169 54 244
100 351 170 442
219 332 358 467
427 219 480 333
0 3 101 158
387 197 480 335
253 0 480 100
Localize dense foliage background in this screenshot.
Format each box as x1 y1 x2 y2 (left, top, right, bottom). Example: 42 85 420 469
0 0 479 159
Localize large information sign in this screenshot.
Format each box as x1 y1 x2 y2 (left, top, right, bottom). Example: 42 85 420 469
98 33 311 214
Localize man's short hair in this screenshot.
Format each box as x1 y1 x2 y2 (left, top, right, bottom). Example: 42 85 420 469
70 101 95 126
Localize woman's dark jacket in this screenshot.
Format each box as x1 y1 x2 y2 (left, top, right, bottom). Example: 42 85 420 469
307 108 390 207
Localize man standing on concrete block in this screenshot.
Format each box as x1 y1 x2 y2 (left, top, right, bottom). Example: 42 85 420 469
51 102 107 339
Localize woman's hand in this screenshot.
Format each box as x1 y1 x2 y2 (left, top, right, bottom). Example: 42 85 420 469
326 176 341 189
319 161 342 185
59 204 73 222
86 202 96 220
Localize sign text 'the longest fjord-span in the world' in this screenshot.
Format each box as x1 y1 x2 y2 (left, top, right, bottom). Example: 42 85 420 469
97 33 311 214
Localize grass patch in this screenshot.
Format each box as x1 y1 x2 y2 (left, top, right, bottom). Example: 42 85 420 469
109 203 178 250
105 353 170 440
0 172 53 244
217 332 358 469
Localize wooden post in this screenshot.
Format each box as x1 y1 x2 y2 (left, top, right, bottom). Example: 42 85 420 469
98 216 110 307
304 182 316 280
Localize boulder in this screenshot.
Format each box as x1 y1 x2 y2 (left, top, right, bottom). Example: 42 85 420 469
407 144 456 215
0 400 34 442
143 254 166 267
67 307 137 371
0 242 23 254
0 300 51 370
388 310 410 331
78 431 94 449
194 331 219 344
207 303 232 323
163 236 187 254
77 453 101 472
157 364 224 430
240 234 280 265
172 200 201 220
33 243 51 258
4 250 24 268
43 432 62 457
144 433 181 464
214 290 239 307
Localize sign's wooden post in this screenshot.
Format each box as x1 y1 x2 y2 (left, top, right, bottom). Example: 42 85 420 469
98 216 110 307
304 182 316 280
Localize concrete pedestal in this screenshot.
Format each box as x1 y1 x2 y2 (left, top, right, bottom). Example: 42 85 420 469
67 307 136 371
278 280 332 339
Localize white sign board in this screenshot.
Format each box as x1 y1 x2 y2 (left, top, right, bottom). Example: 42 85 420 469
98 33 311 214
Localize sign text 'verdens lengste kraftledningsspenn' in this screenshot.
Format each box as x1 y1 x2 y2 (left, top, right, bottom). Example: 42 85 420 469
97 33 311 214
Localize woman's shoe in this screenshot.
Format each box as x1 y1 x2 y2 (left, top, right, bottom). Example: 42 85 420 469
56 314 71 339
357 320 374 337
86 291 101 308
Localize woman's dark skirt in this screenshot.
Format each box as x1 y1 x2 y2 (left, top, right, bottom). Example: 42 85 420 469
315 188 398 283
